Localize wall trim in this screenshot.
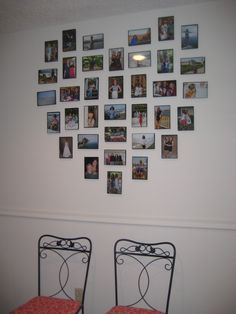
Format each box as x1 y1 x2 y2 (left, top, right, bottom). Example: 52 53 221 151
0 208 236 231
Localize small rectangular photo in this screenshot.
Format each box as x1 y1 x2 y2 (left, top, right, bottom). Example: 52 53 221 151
37 90 56 106
183 81 208 98
128 28 151 46
132 103 147 127
84 157 99 179
178 106 194 131
154 105 171 129
45 40 58 62
132 156 148 180
157 49 174 73
131 74 147 98
128 51 151 68
84 105 98 128
180 57 205 74
59 136 73 159
63 29 76 52
84 77 99 100
78 134 99 149
132 133 155 149
158 16 174 41
60 86 80 102
65 108 79 130
181 24 198 50
63 56 76 79
105 127 127 142
38 68 57 84
104 149 126 165
161 135 178 159
82 55 103 72
109 47 124 71
104 104 126 120
108 76 123 99
107 171 122 194
83 33 104 51
153 80 176 97
47 112 60 133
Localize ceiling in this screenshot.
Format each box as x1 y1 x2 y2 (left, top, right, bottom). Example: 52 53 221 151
0 0 216 34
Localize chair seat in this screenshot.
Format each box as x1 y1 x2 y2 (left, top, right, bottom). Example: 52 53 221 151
10 296 81 314
106 305 164 314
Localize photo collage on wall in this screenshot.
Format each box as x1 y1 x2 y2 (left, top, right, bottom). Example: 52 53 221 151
37 18 208 194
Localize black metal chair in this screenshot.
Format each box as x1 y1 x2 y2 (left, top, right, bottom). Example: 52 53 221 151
10 234 92 314
106 239 176 314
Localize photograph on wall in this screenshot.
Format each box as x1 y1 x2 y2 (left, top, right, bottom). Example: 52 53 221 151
104 149 126 166
83 33 104 51
82 55 103 72
60 86 80 102
38 68 57 84
108 76 123 99
128 51 151 68
153 80 176 97
158 16 174 41
181 24 198 50
161 135 178 159
37 90 56 106
45 40 58 62
128 28 151 46
63 29 76 52
63 56 76 79
84 77 99 100
84 157 99 179
154 105 171 129
180 57 205 74
65 108 79 130
59 136 73 159
84 105 98 128
132 156 148 180
132 103 147 127
78 134 99 149
131 74 147 98
107 171 122 194
183 81 208 98
177 106 194 131
157 49 174 73
104 104 126 120
109 47 124 71
132 133 155 149
104 127 127 142
47 112 60 133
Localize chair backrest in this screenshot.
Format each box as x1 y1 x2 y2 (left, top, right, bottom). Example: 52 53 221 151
113 239 176 314
38 234 92 307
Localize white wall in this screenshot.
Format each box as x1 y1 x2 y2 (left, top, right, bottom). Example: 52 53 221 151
0 1 236 313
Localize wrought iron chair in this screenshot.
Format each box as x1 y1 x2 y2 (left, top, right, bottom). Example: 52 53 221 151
106 239 176 314
10 234 92 314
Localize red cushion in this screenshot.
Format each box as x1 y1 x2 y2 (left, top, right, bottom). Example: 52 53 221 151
106 305 164 314
10 296 81 314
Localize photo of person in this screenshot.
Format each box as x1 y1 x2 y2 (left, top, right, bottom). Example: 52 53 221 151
84 157 99 179
84 106 98 128
128 28 151 46
158 16 174 41
161 135 178 159
132 133 155 149
63 57 76 79
105 127 127 142
84 77 99 100
109 48 124 71
60 86 80 102
38 68 57 84
131 74 147 98
83 33 104 50
132 104 147 127
181 24 198 50
128 51 151 68
180 57 205 74
65 108 79 130
82 55 103 72
153 80 176 97
104 150 126 166
154 105 170 129
45 40 58 62
108 76 123 99
104 104 126 120
183 82 208 98
47 112 60 133
63 29 76 52
59 137 73 159
157 49 174 73
178 106 194 131
107 171 122 194
132 157 148 180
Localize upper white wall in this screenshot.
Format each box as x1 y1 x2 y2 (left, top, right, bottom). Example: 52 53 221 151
0 0 236 229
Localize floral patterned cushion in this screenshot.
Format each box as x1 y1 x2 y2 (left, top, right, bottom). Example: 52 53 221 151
10 296 81 314
106 305 164 314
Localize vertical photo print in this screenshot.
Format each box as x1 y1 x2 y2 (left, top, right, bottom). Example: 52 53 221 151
107 171 122 194
84 157 99 179
108 76 123 99
132 156 148 180
63 29 76 52
84 105 98 128
65 108 79 130
47 112 60 133
59 137 73 159
132 103 147 127
158 16 174 41
45 40 58 62
131 74 147 98
154 105 171 129
109 47 124 71
178 106 194 131
161 135 178 159
157 49 174 73
84 77 99 100
181 24 198 50
63 57 76 79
